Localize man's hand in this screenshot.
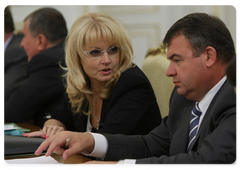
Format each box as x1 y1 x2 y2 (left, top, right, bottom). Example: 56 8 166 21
35 131 95 160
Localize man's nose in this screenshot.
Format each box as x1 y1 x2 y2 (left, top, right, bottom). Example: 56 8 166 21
166 62 176 77
20 39 24 48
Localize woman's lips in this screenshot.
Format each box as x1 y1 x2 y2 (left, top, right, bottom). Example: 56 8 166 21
100 68 112 75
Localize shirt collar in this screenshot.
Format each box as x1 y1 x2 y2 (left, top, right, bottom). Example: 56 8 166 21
198 76 227 114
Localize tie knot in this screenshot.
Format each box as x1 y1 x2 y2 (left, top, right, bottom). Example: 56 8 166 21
192 103 202 117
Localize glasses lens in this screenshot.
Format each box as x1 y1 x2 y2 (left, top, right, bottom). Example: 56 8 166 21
107 47 119 55
89 50 102 57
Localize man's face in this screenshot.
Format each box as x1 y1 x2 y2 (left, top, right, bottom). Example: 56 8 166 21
20 19 40 62
166 34 207 101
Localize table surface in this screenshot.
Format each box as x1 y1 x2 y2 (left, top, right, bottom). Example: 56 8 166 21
5 123 91 164
5 153 91 164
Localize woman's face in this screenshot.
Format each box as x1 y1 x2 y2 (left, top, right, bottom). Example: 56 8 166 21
81 37 121 87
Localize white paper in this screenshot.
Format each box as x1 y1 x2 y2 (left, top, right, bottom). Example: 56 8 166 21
5 156 62 164
4 125 21 131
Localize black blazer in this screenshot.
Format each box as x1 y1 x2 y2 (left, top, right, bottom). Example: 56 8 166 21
4 34 28 102
52 66 162 135
5 42 66 127
104 80 236 163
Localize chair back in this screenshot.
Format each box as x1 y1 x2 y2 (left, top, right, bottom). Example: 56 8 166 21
142 44 174 118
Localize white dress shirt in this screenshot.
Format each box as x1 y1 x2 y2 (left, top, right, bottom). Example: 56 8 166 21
84 76 227 164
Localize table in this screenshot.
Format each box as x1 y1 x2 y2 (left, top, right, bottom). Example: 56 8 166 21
5 153 91 164
5 123 91 164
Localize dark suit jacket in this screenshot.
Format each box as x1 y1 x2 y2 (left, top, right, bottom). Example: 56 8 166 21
104 80 236 163
52 66 162 135
5 42 66 127
4 34 28 102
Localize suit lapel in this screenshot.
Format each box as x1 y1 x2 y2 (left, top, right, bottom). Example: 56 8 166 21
191 81 233 151
170 105 193 154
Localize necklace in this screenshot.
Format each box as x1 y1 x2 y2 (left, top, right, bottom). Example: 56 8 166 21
91 94 102 129
93 114 100 129
96 118 100 129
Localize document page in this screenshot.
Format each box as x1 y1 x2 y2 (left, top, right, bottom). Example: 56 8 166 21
5 156 62 164
4 124 21 131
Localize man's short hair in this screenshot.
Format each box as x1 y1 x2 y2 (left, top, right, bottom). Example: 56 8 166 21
163 13 235 65
24 7 68 44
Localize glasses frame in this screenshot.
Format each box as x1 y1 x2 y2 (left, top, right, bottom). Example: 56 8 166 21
83 46 124 58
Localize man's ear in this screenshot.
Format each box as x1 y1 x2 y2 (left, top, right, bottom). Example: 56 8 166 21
36 34 48 51
204 46 217 68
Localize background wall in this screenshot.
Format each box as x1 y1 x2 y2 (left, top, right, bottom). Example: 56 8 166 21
8 5 236 68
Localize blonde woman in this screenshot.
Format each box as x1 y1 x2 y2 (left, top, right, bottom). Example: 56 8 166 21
24 13 161 138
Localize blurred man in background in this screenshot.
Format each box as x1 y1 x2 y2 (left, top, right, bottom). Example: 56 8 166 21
5 7 68 127
4 6 28 102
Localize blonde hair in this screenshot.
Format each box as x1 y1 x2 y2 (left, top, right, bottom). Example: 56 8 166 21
64 12 134 115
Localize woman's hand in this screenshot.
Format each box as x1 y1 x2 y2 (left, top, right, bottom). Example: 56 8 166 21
35 131 95 160
22 125 65 138
22 119 66 138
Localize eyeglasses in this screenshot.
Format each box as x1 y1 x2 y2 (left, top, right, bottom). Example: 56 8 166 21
83 46 124 58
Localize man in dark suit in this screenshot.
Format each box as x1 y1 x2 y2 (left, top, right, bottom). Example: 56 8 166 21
35 13 236 163
4 6 28 102
226 57 236 92
5 8 68 127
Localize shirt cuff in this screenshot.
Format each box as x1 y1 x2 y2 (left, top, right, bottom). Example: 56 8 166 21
118 159 136 164
82 132 108 160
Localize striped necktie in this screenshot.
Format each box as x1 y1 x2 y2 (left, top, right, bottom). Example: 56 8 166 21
187 103 202 153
